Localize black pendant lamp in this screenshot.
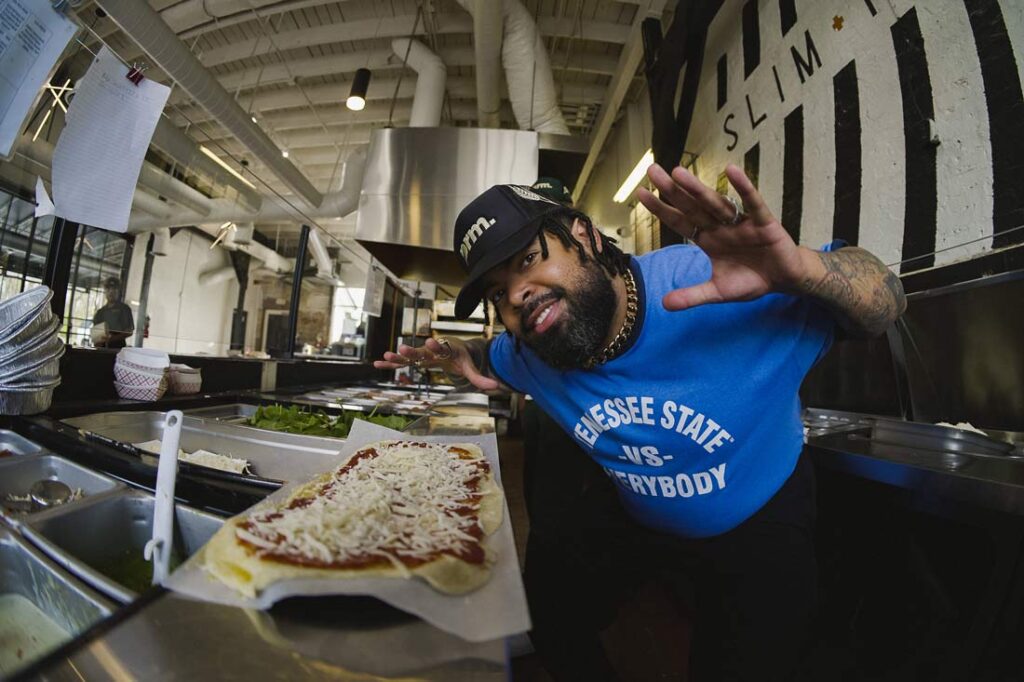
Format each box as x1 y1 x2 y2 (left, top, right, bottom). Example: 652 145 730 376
347 68 371 111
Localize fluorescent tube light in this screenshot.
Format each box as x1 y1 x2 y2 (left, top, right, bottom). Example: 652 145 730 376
613 149 654 203
198 145 258 190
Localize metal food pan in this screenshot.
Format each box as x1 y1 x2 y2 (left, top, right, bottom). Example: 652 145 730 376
0 455 122 519
22 490 224 603
0 525 115 676
0 429 44 456
871 418 1014 457
184 403 259 423
63 411 347 482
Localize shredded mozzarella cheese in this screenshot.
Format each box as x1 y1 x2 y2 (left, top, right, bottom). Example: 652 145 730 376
240 440 488 566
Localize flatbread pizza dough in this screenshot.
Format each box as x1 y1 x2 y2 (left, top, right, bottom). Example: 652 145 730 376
202 440 503 597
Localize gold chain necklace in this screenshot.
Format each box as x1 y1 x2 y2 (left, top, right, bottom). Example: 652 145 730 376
583 268 637 370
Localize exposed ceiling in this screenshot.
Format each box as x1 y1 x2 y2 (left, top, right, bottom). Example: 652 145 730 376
60 0 668 250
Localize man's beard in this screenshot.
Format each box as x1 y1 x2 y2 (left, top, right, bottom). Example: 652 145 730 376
519 258 618 370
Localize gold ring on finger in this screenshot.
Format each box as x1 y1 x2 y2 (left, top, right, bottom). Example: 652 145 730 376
435 338 453 360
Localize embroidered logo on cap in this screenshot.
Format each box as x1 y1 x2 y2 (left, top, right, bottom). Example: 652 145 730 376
459 216 497 262
510 186 556 203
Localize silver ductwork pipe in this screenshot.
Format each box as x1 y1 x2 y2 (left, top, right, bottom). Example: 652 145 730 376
151 227 172 256
128 146 368 231
197 265 237 287
159 0 278 33
193 223 291 273
456 0 568 134
93 0 323 208
390 39 446 127
10 135 211 221
502 0 568 134
137 163 213 217
132 192 173 220
151 119 262 211
307 229 333 279
467 0 502 127
455 0 501 127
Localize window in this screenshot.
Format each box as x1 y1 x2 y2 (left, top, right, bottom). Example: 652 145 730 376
0 190 52 302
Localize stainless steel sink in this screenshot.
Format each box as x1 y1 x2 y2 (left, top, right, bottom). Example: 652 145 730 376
0 455 122 521
22 490 224 603
0 524 115 676
0 429 43 456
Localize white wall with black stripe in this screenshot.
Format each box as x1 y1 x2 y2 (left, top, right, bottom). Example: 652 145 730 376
686 0 1024 273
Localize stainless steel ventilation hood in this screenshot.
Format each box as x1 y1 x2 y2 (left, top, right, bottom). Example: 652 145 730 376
355 127 539 287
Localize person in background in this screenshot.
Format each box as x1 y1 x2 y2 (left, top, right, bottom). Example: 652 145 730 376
376 162 905 681
92 276 134 349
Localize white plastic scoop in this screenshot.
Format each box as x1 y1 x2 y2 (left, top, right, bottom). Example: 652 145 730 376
144 410 182 585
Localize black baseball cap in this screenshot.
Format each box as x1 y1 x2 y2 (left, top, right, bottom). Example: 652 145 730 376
453 185 566 319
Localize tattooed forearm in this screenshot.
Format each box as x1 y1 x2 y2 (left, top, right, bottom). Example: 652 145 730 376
797 247 906 337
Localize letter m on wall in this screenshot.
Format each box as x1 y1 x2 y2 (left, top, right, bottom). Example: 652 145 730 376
791 30 822 84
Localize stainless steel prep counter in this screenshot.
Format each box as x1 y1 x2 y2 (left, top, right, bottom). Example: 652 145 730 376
805 410 1024 516
13 407 511 681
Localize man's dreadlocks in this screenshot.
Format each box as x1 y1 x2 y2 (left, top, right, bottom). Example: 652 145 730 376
534 209 631 278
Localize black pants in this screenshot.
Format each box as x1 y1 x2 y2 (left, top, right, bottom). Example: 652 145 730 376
525 452 818 682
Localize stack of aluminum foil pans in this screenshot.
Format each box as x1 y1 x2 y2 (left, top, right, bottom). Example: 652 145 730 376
0 287 64 415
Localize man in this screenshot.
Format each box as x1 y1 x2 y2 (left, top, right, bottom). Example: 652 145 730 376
520 178 604 530
375 163 905 680
92 276 134 349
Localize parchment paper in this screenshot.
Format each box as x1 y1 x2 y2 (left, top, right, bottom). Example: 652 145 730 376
164 419 531 642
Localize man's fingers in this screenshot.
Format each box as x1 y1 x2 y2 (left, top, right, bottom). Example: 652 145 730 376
670 166 739 225
662 282 724 311
462 363 500 391
635 187 699 237
382 351 412 364
646 164 705 218
724 164 773 224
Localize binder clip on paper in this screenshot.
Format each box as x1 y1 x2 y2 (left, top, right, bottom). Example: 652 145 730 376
126 63 148 86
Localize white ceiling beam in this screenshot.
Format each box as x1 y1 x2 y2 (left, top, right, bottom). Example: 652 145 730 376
186 14 629 70
173 77 608 126
169 47 619 106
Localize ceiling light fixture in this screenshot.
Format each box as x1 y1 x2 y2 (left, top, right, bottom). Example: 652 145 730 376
281 149 289 158
346 68 371 111
613 149 654 203
198 145 257 190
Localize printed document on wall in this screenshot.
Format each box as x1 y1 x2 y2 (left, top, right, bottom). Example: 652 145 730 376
0 0 78 158
50 46 170 233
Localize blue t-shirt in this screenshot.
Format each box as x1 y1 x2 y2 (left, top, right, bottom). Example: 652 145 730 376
490 244 835 538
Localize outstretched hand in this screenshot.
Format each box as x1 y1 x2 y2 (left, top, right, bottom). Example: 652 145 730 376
635 163 817 311
373 337 500 392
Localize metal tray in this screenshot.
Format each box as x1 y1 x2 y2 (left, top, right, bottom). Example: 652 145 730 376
871 418 1015 457
63 411 348 482
0 524 115 676
184 402 260 424
22 490 224 603
0 429 44 456
0 455 122 520
186 402 424 430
